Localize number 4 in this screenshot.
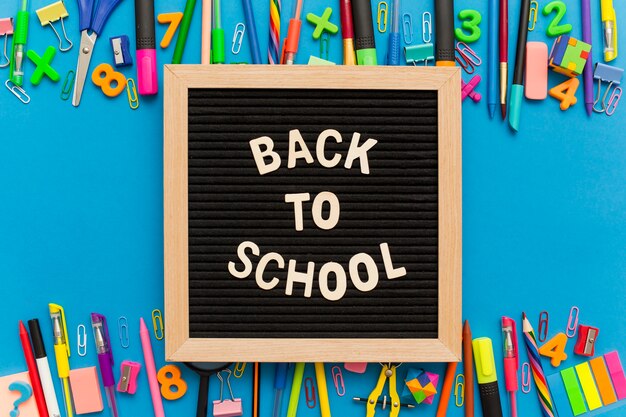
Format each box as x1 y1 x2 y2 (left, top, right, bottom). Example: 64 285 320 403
539 332 569 367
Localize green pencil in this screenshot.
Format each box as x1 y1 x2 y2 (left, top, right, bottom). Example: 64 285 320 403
286 363 305 417
171 0 197 64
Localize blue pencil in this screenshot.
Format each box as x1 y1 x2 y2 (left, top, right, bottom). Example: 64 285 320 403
488 0 498 118
242 0 262 63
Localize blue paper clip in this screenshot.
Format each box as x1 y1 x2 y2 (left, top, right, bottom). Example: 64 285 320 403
232 23 245 55
402 13 413 44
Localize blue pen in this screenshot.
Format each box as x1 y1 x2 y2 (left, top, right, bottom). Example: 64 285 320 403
272 363 289 417
242 0 262 63
387 0 401 65
487 0 498 118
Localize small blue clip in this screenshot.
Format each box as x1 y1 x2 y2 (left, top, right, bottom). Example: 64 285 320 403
110 35 133 67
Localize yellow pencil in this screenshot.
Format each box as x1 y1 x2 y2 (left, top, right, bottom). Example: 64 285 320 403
314 363 332 417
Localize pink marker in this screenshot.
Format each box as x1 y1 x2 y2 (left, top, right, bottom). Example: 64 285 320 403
135 0 158 95
140 318 165 417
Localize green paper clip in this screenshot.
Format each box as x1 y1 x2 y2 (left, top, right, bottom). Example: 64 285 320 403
60 70 74 100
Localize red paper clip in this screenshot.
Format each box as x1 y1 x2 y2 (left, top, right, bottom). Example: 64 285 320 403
538 311 549 342
331 366 345 396
305 377 317 408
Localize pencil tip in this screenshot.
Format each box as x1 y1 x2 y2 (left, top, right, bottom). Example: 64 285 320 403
488 105 496 119
501 104 507 119
522 312 527 319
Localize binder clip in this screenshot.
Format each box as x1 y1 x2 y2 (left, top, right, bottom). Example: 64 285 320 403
574 325 599 357
110 35 133 67
117 361 141 394
0 18 13 68
36 1 73 52
213 369 243 417
593 63 624 114
404 43 434 66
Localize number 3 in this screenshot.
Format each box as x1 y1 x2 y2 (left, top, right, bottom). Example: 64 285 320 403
455 10 482 44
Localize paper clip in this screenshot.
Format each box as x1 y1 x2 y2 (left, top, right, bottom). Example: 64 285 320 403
36 1 73 52
305 377 317 408
454 373 465 407
0 18 13 68
566 306 579 338
422 12 432 43
60 70 74 100
538 311 549 342
152 309 164 340
118 316 130 348
331 366 345 396
5 79 30 104
521 362 532 393
455 42 482 74
233 362 246 378
606 86 622 116
77 324 87 357
377 2 388 33
126 78 139 110
528 1 539 31
402 13 413 44
320 32 330 60
232 22 245 55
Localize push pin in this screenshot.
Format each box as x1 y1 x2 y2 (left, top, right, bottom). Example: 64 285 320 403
35 1 72 52
110 35 133 67
574 325 599 357
117 361 141 394
213 369 243 417
0 18 13 68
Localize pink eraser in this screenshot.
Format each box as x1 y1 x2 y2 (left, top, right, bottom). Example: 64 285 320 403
525 42 549 100
605 351 626 400
344 363 367 373
69 367 104 414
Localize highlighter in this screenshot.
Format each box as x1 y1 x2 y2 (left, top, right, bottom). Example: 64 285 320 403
135 0 158 94
473 337 504 417
352 0 377 65
600 0 618 62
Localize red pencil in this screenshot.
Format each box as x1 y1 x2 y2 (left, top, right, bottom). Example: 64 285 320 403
19 321 49 417
499 0 509 119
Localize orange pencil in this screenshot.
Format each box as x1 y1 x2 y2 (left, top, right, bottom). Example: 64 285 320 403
253 362 260 417
464 320 475 417
436 362 458 417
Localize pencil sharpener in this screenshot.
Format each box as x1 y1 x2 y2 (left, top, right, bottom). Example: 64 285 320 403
110 35 133 67
117 360 141 394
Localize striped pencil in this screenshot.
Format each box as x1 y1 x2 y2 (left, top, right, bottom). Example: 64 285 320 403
522 312 556 417
268 0 281 64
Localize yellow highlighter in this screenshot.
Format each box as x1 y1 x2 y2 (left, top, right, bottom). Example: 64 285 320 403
601 0 618 61
49 303 74 417
472 337 504 417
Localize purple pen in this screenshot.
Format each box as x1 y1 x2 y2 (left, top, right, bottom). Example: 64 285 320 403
91 313 119 417
582 0 594 116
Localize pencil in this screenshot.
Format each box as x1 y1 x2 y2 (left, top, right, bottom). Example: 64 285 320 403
253 362 260 417
172 0 197 64
287 363 305 417
315 363 332 417
463 320 475 417
201 0 211 63
436 362 458 417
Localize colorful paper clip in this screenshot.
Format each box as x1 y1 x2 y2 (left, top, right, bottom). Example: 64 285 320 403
233 362 246 378
77 324 87 357
320 32 330 60
36 1 73 52
606 87 622 116
454 373 465 407
213 369 243 417
60 70 74 100
126 78 139 110
422 12 432 43
377 2 388 33
331 366 345 396
152 309 164 340
538 310 549 342
118 316 130 348
528 1 539 31
521 362 532 393
455 42 482 74
404 43 434 65
566 306 580 338
232 23 245 55
5 79 30 104
305 377 317 408
593 63 624 113
0 18 13 68
403 13 413 44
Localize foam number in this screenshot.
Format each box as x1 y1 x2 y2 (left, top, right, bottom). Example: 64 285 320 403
454 10 481 43
538 332 569 367
542 1 572 37
157 365 188 400
91 63 126 98
549 78 579 110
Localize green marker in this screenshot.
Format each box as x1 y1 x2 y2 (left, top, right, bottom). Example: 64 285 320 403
352 0 377 65
9 0 29 86
211 0 225 64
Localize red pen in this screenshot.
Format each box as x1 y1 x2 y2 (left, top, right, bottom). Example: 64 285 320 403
499 0 508 119
19 321 50 417
501 317 519 417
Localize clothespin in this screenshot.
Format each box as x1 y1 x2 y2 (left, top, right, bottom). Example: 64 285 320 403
0 18 14 68
36 1 72 52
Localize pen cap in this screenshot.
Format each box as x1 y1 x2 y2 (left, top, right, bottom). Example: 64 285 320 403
135 0 156 49
352 0 376 49
27 319 47 359
473 337 498 384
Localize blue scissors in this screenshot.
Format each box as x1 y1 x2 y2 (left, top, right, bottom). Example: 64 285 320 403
71 0 124 106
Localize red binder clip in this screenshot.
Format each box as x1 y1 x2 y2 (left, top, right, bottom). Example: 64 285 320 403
213 369 243 417
574 325 599 357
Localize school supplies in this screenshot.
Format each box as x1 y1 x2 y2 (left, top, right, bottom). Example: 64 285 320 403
135 0 158 95
422 12 432 42
253 363 260 417
387 0 401 65
581 0 594 115
281 0 303 64
456 42 481 74
549 36 591 78
331 366 345 396
19 321 49 417
488 0 497 118
157 365 187 400
110 35 133 67
499 0 508 118
339 0 356 65
9 0 29 86
455 374 465 406
315 363 332 417
307 7 338 39
345 363 367 373
574 326 599 357
271 364 288 417
542 1 573 37
352 0 377 65
0 18 13 67
158 13 183 48
172 0 196 64
436 362 457 417
567 307 580 338
502 317 519 417
525 42 548 99
286 363 305 417
92 63 126 97
211 0 225 64
49 304 73 417
522 362 532 394
127 78 139 108
462 75 482 102
201 0 210 63
117 317 129 348
27 46 60 85
404 43 434 65
378 2 388 32
152 309 164 340
600 0 617 62
508 0 531 131
139 318 165 417
77 325 87 356
455 10 481 43
435 0 455 65
589 356 618 405
28 319 61 417
462 321 474 417
0 373 37 417
353 397 415 409
538 311 550 343
214 370 243 417
605 352 626 399
529 1 539 31
364 363 400 417
402 368 439 404
473 337 504 417
305 377 316 408
239 0 261 63
593 63 623 113
402 13 412 44
231 23 245 54
69 367 104 415
117 361 141 394
36 1 72 51
9 381 32 417
233 363 246 378
522 312 556 417
268 0 280 63
90 313 119 417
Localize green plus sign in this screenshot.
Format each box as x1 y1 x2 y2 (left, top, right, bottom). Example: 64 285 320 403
27 46 60 85
306 7 339 40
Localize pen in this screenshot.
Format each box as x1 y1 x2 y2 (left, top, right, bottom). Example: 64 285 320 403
463 320 475 417
500 0 508 118
600 0 617 62
140 318 165 417
49 304 73 417
28 319 61 417
211 0 225 63
9 0 29 86
340 0 356 65
488 0 498 118
19 321 49 417
272 363 288 417
352 0 377 65
387 0 401 65
281 0 303 64
508 0 531 131
435 0 455 66
242 0 262 64
473 337 504 417
135 0 158 95
502 317 519 417
581 0 593 116
286 363 305 417
91 313 119 417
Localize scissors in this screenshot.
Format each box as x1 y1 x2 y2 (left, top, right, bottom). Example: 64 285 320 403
72 0 124 106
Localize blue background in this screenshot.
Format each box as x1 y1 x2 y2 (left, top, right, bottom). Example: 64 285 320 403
0 0 625 416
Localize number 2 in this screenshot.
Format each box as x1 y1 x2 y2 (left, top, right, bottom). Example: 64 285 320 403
542 1 573 37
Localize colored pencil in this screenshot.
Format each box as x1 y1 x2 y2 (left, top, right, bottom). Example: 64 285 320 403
522 313 556 417
499 0 508 118
436 362 458 417
268 0 281 64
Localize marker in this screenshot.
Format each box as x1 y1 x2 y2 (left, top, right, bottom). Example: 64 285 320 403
499 0 509 118
600 0 618 62
91 313 119 417
9 0 29 86
135 0 158 95
49 304 73 417
473 337 504 417
281 0 303 64
502 317 519 417
340 0 356 65
212 0 225 63
352 0 377 65
19 321 49 417
435 0 455 66
387 0 401 65
508 0 531 131
28 319 62 417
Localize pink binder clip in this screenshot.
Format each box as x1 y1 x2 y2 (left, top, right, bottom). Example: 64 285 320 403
213 369 243 417
117 360 141 394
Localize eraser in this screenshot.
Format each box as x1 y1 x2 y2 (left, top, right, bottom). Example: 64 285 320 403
344 363 367 373
525 42 548 100
69 367 104 414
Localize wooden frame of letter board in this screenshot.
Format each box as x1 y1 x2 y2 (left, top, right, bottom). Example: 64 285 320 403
164 65 462 363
